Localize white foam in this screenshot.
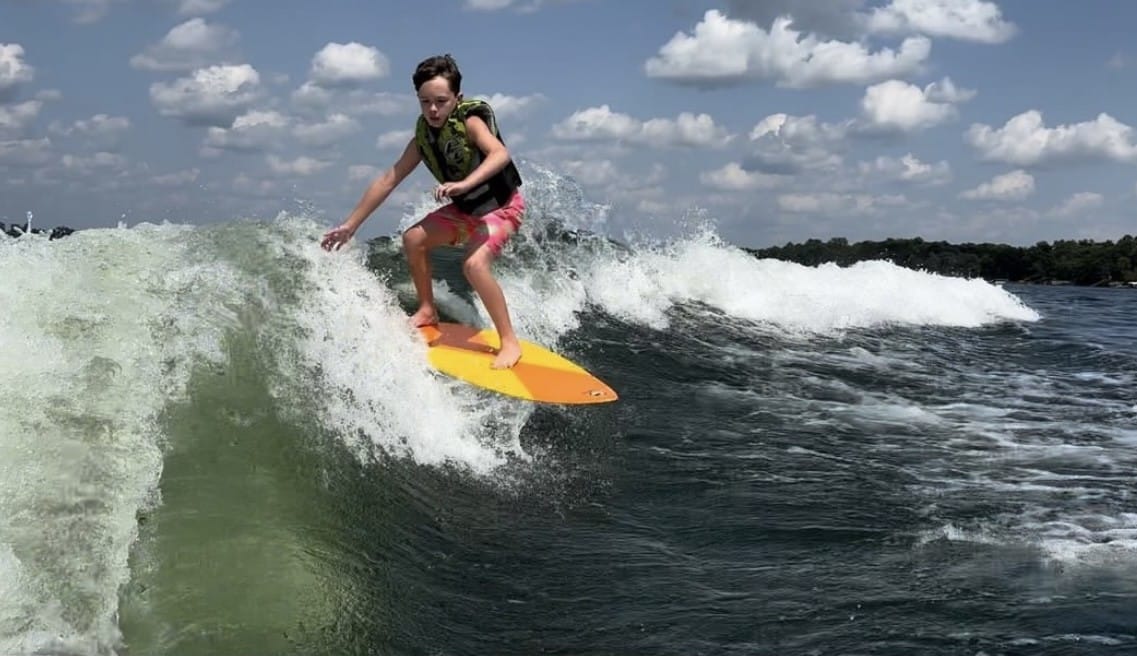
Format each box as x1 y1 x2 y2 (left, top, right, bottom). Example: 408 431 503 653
0 224 237 655
580 230 1040 334
262 216 529 474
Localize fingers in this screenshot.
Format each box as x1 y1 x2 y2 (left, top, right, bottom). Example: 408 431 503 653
320 227 349 251
435 184 456 201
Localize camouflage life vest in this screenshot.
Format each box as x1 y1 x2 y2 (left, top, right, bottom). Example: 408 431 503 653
415 98 522 216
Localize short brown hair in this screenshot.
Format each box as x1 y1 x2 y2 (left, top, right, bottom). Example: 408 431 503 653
413 54 462 93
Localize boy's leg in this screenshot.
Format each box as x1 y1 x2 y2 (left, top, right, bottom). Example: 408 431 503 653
463 242 522 369
403 207 463 326
461 193 525 369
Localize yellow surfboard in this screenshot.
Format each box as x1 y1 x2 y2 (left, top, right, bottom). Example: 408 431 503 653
417 323 618 404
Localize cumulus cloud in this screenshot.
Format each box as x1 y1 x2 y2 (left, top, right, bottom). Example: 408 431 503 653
859 153 952 185
291 84 411 117
266 155 331 176
557 160 667 203
376 129 413 149
644 10 930 88
130 18 240 72
0 137 53 167
348 164 382 181
175 0 230 15
48 113 130 150
293 113 359 147
966 110 1137 166
747 113 849 174
151 167 201 186
859 77 974 132
465 0 514 8
0 100 42 135
1048 192 1104 218
551 105 732 148
0 44 35 100
463 0 569 11
865 0 1016 44
58 0 127 24
777 191 909 214
474 93 546 118
150 64 262 127
61 151 128 174
309 42 389 88
202 110 289 154
961 169 1035 200
700 162 789 191
723 0 867 39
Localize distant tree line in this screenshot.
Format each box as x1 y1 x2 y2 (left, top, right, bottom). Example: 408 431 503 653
747 235 1137 286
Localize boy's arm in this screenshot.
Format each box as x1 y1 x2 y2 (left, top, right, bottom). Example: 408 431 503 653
321 139 420 251
459 115 510 189
341 138 422 233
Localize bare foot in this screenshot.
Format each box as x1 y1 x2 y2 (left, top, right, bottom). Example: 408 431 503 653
407 305 439 328
491 338 522 369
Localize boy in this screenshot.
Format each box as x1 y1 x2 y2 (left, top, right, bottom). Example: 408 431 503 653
321 54 526 369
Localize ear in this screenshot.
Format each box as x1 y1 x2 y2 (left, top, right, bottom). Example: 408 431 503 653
457 92 463 102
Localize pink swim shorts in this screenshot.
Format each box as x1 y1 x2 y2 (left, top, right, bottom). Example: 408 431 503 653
419 190 525 256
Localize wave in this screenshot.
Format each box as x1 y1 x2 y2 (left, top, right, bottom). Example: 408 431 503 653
0 163 1045 654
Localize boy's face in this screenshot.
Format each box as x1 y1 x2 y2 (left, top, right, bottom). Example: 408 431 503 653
417 76 459 128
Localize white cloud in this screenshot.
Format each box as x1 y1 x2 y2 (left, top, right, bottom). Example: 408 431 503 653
0 101 42 135
0 138 52 167
309 42 389 88
1107 52 1133 70
293 113 359 147
61 151 128 174
465 0 514 9
51 113 130 137
778 191 909 214
291 83 410 117
0 44 35 98
748 113 849 174
176 0 230 15
865 0 1016 44
463 0 566 11
151 168 200 186
961 169 1035 200
266 155 331 176
560 159 622 187
59 0 126 24
474 93 546 118
348 164 382 181
859 77 974 132
48 113 130 151
860 153 952 185
700 162 788 191
130 18 240 72
232 173 278 196
644 10 930 88
376 129 413 149
552 105 732 148
924 77 977 103
150 64 262 127
558 160 667 198
966 110 1137 166
1049 192 1104 218
202 110 289 154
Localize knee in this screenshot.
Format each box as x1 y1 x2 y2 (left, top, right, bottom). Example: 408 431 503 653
402 226 424 251
462 251 492 278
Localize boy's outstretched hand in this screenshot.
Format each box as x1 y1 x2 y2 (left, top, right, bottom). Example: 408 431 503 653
321 224 354 251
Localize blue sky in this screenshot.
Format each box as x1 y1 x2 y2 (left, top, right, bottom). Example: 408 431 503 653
2 0 1136 247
